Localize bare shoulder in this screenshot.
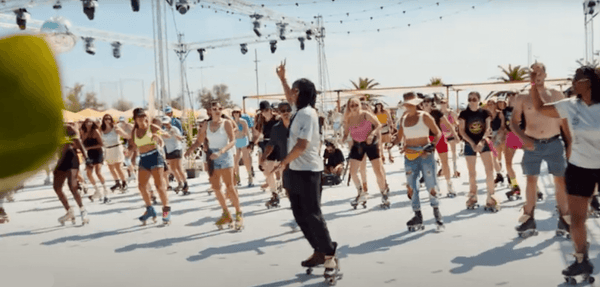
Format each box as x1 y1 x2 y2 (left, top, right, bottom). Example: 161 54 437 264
548 88 565 102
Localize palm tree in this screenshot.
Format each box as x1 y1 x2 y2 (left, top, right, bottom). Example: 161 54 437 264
350 77 379 101
427 77 444 86
496 65 529 82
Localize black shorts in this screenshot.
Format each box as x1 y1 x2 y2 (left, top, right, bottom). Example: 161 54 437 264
55 147 79 172
260 141 280 161
565 163 600 198
165 149 182 160
283 168 291 191
86 149 103 166
349 141 380 161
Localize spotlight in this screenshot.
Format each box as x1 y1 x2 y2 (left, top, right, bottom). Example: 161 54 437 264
586 0 598 15
82 0 98 20
53 1 62 9
83 37 95 55
253 20 261 37
306 29 313 40
198 48 205 61
240 43 248 55
131 0 140 12
298 37 305 50
112 41 121 58
176 0 190 15
14 8 29 30
277 22 287 40
269 40 277 54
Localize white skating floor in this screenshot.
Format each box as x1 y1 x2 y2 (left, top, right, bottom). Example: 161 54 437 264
1 148 598 287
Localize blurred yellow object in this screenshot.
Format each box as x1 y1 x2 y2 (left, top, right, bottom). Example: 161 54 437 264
0 35 64 193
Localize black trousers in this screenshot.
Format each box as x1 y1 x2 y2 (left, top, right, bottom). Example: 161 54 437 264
288 169 335 255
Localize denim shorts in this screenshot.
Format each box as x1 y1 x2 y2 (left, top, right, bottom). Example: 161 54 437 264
404 152 439 211
209 148 234 170
235 137 249 149
521 136 566 177
139 149 166 171
463 141 491 156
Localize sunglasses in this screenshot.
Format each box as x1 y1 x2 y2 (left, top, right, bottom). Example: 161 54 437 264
279 108 292 113
349 104 359 108
468 98 478 102
211 107 222 112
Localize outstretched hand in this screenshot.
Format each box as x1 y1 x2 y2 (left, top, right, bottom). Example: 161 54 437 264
276 59 286 80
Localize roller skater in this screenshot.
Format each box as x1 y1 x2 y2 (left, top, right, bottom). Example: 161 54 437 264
162 206 171 225
407 210 424 232
563 245 595 285
139 205 157 225
350 189 367 209
515 209 538 238
58 208 76 226
433 207 444 232
505 185 522 201
265 192 280 209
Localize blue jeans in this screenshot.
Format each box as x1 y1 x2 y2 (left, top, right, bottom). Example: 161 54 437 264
404 152 439 211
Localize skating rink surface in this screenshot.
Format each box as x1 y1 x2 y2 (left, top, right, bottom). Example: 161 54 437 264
1 148 598 287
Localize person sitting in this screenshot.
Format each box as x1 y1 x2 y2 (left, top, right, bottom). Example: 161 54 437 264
323 140 345 177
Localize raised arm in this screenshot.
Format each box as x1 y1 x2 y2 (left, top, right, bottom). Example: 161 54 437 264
276 60 297 105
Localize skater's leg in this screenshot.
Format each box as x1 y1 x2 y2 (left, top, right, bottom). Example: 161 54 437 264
151 168 168 207
86 165 96 186
220 168 241 213
241 148 253 182
137 169 153 206
465 156 477 194
504 147 518 186
94 164 105 185
369 158 387 192
209 171 229 212
67 169 84 208
439 152 451 183
107 164 119 183
480 151 496 196
449 140 458 174
421 153 439 207
348 159 362 191
114 162 127 182
404 156 422 211
569 195 590 253
52 170 70 210
360 156 368 189
264 160 277 192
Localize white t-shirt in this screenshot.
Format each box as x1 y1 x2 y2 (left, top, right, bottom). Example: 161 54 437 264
163 126 183 153
554 97 600 169
288 106 324 172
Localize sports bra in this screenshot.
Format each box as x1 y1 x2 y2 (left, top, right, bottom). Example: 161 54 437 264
349 117 372 142
134 128 155 147
206 120 228 149
403 112 429 139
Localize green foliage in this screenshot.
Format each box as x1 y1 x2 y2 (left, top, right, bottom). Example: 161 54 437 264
427 77 444 86
64 83 84 112
350 77 380 101
496 65 530 82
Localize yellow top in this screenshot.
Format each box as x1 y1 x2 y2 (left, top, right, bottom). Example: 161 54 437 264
376 113 388 124
134 129 156 147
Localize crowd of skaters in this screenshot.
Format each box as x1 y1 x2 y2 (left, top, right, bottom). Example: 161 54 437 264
1 62 600 281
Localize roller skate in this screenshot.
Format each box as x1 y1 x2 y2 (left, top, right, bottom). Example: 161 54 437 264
563 250 595 285
181 182 190 196
248 176 254 188
88 188 102 202
505 185 522 201
537 189 544 202
446 182 456 198
139 206 157 226
0 208 9 223
407 210 424 232
484 194 501 213
120 180 128 193
234 211 244 231
557 213 571 239
215 211 234 230
151 195 158 205
466 193 479 210
58 208 76 226
162 206 171 225
516 208 538 238
433 207 445 232
174 182 183 194
323 243 343 286
590 196 600 218
494 173 504 186
265 192 280 209
452 170 461 178
351 188 367 209
302 251 325 269
110 181 121 192
77 182 88 195
103 196 111 204
80 208 90 225
380 186 391 209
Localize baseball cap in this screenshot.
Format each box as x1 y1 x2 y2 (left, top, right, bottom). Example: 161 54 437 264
164 106 173 113
259 101 271 111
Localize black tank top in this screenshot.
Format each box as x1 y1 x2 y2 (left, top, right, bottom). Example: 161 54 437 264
83 137 98 148
490 113 502 131
502 107 525 132
262 117 278 139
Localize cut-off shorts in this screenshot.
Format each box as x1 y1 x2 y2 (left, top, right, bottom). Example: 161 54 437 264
208 148 234 170
138 149 166 171
463 140 491 156
521 136 566 177
235 137 249 149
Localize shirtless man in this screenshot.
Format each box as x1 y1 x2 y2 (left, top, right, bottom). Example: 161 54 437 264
511 62 571 238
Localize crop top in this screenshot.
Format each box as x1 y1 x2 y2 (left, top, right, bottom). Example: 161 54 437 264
349 118 372 142
134 128 155 147
206 120 228 149
402 112 429 139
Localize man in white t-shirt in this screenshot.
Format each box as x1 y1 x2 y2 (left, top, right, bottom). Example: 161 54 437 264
274 63 340 279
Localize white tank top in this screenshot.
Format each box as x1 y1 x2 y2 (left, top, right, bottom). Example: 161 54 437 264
103 128 120 146
402 112 429 139
206 120 228 149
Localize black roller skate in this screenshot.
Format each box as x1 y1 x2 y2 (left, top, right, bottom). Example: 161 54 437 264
563 250 595 285
120 180 128 193
466 194 479 210
151 195 158 205
139 206 157 226
433 207 444 232
516 210 538 238
265 193 280 209
110 181 121 192
181 182 190 196
590 196 600 218
557 213 571 239
537 190 544 202
380 186 391 209
407 210 424 232
505 185 522 201
174 182 182 194
494 173 504 186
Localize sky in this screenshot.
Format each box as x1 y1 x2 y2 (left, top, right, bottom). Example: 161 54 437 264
0 0 593 111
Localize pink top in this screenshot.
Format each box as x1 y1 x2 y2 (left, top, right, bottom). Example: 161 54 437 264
349 119 372 142
440 113 455 136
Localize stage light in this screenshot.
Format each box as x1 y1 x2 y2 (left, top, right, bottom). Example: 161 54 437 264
14 9 29 30
83 37 95 55
585 0 598 15
269 40 277 53
176 0 190 15
53 1 62 9
253 20 261 37
198 48 205 61
306 29 313 40
277 23 287 40
298 37 305 50
82 0 98 20
131 0 140 12
112 41 121 58
240 43 248 55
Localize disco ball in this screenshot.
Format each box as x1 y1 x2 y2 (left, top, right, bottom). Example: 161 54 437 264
40 16 76 54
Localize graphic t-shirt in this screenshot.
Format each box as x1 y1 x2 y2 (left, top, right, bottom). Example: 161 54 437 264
459 108 491 144
554 97 600 169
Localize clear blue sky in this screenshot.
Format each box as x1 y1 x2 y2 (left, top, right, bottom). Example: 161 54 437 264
0 0 592 111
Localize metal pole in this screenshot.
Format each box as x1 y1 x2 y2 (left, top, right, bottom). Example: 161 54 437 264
254 49 259 96
243 96 247 114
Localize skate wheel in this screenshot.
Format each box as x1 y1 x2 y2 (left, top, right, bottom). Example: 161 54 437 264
588 276 595 283
71 219 76 225
567 277 576 285
306 268 312 275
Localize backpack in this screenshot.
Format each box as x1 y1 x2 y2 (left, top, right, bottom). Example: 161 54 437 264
241 114 254 129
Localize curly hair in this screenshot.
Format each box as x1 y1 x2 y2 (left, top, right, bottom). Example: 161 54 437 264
575 65 600 104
